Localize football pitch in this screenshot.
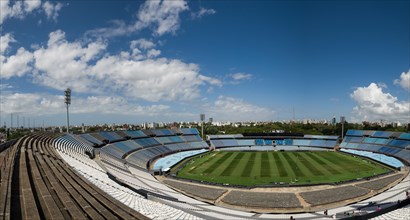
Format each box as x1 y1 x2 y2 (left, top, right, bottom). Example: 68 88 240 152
175 151 392 186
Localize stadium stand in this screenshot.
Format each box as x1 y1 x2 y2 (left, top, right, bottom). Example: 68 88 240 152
209 134 338 149
370 204 410 220
0 133 148 219
341 130 410 164
2 129 409 220
152 149 208 172
341 149 404 168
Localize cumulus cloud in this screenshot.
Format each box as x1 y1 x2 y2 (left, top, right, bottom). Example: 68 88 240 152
90 56 221 101
32 30 107 92
191 7 216 19
0 0 41 24
205 96 274 121
135 0 189 36
0 92 63 115
350 83 409 123
394 70 410 91
0 33 16 54
129 39 160 59
0 0 63 24
131 39 156 50
21 30 220 103
42 1 64 22
1 33 34 79
87 0 188 38
1 47 34 79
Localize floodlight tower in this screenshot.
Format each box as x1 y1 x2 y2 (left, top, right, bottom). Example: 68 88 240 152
340 116 345 139
200 113 205 140
64 88 71 133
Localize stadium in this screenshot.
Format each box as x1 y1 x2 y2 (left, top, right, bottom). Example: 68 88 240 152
1 0 409 219
0 128 409 219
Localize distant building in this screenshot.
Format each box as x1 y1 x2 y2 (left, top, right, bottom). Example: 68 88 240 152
332 116 336 125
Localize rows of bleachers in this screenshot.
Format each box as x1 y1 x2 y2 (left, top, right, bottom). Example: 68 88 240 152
346 130 408 139
53 138 200 220
210 136 337 149
1 133 148 219
99 131 126 143
152 149 208 172
151 129 177 137
341 130 410 164
156 136 185 145
51 130 409 220
78 128 202 145
54 134 94 157
179 128 199 135
93 128 208 170
341 149 404 168
78 133 104 146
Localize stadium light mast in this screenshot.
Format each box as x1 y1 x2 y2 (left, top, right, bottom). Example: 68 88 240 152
200 114 205 140
340 116 345 139
64 88 71 133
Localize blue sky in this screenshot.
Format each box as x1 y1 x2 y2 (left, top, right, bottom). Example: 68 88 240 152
0 0 409 127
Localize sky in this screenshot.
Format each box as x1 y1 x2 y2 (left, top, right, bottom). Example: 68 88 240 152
0 0 409 127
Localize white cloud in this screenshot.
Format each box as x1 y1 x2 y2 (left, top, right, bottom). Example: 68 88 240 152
0 84 13 90
129 39 160 59
0 33 16 54
0 92 170 116
0 0 41 24
230 72 252 81
0 0 63 24
135 0 189 36
394 70 410 91
147 49 161 58
205 96 274 121
0 92 63 115
131 39 156 50
26 30 220 103
191 7 216 19
71 96 170 115
87 0 189 38
42 1 64 22
1 47 34 79
85 20 132 39
226 72 253 84
32 30 107 92
24 0 41 12
350 83 409 123
90 56 221 101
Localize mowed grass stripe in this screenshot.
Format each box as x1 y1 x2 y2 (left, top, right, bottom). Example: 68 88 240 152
304 152 341 175
203 152 233 174
260 152 271 177
189 153 215 174
298 153 324 176
282 153 305 177
317 152 359 173
272 153 288 177
241 153 256 177
220 153 245 176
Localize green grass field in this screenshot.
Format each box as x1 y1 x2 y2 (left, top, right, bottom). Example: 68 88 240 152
175 151 392 186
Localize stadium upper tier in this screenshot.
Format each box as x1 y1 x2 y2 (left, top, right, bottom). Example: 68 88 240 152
208 134 339 149
341 130 410 164
71 128 209 171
